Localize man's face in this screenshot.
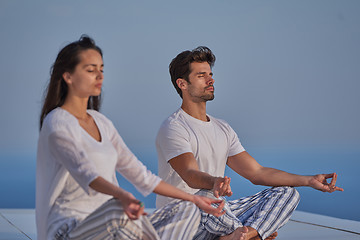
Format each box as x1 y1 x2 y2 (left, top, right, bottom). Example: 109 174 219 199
185 62 215 102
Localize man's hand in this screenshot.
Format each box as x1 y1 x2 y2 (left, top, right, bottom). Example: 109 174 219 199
193 195 225 217
213 176 233 198
309 173 344 193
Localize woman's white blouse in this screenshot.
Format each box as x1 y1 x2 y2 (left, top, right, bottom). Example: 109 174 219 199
36 108 161 240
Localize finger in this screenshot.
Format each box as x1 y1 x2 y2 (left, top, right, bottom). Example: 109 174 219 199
126 211 138 220
137 208 144 218
225 177 230 187
219 177 230 196
324 173 335 179
334 186 344 192
217 182 226 197
326 184 343 193
224 177 230 187
129 215 138 220
218 201 226 216
226 182 233 196
223 187 232 197
225 184 233 197
330 186 344 192
329 173 337 187
226 190 233 197
213 189 220 198
213 201 225 217
211 199 224 204
137 201 145 218
211 199 224 210
218 200 225 210
217 200 225 211
138 201 144 208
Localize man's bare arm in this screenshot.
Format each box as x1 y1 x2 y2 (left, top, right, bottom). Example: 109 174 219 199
227 151 344 192
169 152 233 197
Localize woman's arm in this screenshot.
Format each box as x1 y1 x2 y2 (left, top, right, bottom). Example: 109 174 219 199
153 180 225 217
89 176 146 220
90 177 225 219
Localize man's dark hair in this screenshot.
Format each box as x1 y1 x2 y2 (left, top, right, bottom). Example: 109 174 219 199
169 46 216 98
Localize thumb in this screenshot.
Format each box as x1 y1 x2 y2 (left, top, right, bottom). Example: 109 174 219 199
213 190 219 198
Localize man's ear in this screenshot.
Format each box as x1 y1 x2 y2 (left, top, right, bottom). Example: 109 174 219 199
176 78 188 90
62 72 72 85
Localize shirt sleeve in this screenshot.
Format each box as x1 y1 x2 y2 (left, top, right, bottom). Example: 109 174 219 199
106 121 161 197
156 120 193 162
48 131 99 195
227 124 246 157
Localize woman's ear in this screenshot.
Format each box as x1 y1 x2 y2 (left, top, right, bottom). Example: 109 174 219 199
62 72 72 85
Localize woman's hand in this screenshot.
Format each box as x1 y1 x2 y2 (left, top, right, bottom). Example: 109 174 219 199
89 177 147 220
193 195 225 217
118 192 147 220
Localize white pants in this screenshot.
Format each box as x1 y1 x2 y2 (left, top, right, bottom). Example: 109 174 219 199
54 198 200 240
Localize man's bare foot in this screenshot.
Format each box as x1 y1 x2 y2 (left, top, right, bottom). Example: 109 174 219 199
265 232 278 240
219 226 249 240
250 231 278 240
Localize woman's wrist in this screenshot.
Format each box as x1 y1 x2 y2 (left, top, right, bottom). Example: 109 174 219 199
114 187 130 201
189 194 196 203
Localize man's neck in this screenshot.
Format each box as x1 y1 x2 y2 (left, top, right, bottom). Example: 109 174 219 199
181 100 209 122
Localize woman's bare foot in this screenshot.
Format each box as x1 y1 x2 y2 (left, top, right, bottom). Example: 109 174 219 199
219 226 249 240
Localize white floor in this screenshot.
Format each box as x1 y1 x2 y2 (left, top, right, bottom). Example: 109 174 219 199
0 209 359 240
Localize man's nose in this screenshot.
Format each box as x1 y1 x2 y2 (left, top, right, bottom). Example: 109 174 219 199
207 75 214 85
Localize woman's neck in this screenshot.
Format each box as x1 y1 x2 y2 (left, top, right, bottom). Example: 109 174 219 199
61 96 89 120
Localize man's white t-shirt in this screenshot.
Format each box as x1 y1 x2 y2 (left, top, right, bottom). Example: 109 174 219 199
156 108 245 208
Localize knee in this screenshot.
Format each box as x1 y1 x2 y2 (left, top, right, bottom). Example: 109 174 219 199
273 186 300 204
287 187 300 204
180 200 201 214
180 201 201 221
292 187 300 203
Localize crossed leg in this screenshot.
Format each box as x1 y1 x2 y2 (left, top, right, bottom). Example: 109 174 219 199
194 187 300 240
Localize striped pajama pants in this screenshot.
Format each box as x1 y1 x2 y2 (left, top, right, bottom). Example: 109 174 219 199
54 198 200 240
193 186 300 240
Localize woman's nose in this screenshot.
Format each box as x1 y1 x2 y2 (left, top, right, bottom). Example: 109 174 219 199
97 70 104 80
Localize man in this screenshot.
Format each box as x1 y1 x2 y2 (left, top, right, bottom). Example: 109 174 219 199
155 46 343 240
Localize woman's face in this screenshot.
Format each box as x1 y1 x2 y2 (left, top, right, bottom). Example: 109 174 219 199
64 49 104 98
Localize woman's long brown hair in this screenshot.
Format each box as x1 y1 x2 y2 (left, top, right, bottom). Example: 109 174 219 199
39 35 103 129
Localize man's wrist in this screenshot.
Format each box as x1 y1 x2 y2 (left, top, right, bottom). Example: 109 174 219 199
303 175 313 187
211 176 221 188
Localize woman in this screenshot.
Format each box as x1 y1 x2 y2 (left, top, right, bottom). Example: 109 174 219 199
36 35 224 240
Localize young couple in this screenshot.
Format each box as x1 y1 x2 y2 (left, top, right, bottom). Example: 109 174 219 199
36 36 343 240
